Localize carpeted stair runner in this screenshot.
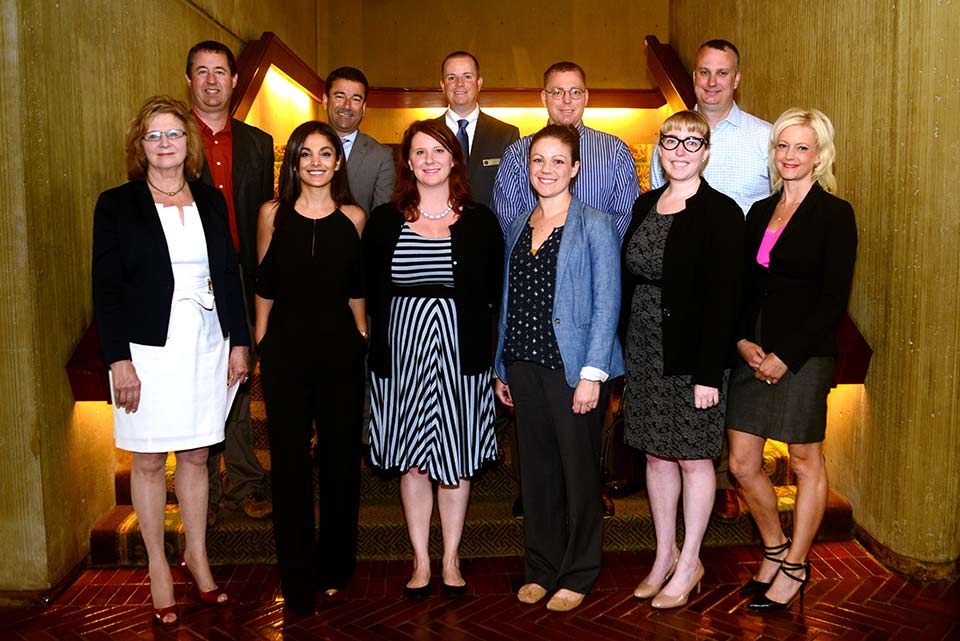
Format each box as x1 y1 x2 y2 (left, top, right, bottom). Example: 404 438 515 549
90 373 853 566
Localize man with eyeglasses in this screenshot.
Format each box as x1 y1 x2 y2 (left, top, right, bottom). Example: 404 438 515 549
432 51 520 208
323 66 394 214
186 40 274 526
650 39 772 524
650 39 771 216
491 61 640 238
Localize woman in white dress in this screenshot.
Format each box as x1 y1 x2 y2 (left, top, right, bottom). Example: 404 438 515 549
92 96 250 626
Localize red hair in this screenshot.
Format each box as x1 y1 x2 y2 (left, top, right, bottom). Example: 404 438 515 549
392 120 474 221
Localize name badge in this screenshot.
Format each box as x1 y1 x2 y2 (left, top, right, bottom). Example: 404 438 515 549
482 158 501 167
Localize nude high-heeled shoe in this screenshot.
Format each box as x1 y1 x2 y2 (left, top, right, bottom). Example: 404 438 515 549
634 548 680 599
651 560 704 609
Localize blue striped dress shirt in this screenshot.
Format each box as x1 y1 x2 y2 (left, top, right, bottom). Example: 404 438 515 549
651 102 772 216
491 123 640 239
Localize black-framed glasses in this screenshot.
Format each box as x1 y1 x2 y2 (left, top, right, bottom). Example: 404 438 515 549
659 134 708 152
545 87 586 101
142 129 187 143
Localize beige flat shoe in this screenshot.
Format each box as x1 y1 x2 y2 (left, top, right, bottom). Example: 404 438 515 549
517 583 548 604
545 589 585 612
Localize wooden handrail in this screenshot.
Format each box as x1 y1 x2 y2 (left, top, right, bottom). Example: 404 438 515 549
644 35 695 111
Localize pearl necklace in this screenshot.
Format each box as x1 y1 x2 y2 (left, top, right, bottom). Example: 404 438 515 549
418 204 453 220
147 177 186 197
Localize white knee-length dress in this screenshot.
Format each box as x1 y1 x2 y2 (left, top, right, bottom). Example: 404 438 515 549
112 203 236 453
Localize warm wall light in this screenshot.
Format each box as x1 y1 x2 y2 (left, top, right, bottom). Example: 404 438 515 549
245 65 320 146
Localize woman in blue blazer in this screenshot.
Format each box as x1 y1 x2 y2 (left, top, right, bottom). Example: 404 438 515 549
494 124 623 613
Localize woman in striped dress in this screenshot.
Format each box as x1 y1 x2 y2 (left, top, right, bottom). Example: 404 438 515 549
363 120 504 598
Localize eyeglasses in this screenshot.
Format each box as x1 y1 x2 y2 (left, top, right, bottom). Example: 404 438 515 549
659 134 708 152
142 129 187 143
545 87 586 101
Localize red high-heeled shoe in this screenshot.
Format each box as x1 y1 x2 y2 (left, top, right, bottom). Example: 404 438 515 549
152 603 179 626
178 553 229 605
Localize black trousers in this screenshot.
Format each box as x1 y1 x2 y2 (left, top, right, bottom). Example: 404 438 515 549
508 362 607 594
261 347 364 605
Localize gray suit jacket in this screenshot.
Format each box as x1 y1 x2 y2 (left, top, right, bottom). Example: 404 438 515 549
435 111 520 207
347 131 395 214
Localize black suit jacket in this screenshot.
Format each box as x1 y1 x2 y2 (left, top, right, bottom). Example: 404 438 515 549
621 180 744 388
739 183 858 372
433 111 519 207
362 203 504 377
92 180 250 365
199 118 274 320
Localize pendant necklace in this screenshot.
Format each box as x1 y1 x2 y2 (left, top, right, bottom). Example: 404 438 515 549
147 177 186 197
419 204 452 220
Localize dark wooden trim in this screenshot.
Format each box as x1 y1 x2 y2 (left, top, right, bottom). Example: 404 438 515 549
364 88 665 109
232 31 325 120
644 35 696 111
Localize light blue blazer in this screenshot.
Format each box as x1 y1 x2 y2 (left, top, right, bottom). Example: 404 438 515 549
495 196 625 388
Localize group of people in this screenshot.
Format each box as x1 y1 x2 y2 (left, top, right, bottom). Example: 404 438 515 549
91 38 857 626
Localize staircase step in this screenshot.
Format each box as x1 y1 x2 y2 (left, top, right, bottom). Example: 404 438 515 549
89 485 852 566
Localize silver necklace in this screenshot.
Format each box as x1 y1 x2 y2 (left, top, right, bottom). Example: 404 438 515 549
418 204 452 220
147 177 186 197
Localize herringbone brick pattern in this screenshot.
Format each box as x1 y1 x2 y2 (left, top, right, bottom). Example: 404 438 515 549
4 541 957 640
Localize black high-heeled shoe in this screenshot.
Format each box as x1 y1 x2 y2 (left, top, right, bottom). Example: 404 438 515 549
740 539 791 596
747 559 811 613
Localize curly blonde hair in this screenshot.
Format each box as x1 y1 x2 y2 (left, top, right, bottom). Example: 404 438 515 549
769 107 837 193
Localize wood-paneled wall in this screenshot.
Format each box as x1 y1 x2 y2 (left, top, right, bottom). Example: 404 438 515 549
317 0 669 89
0 0 318 594
669 0 960 564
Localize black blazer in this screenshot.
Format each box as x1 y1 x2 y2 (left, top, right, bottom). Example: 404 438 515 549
739 183 858 372
620 180 744 388
363 203 504 377
199 118 274 320
92 180 250 365
432 111 520 208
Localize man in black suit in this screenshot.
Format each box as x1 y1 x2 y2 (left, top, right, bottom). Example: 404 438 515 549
186 40 273 525
434 51 519 207
322 66 395 214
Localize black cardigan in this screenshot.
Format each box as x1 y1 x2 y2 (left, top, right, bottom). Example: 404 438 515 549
92 180 250 365
739 183 858 372
620 179 744 388
363 202 504 377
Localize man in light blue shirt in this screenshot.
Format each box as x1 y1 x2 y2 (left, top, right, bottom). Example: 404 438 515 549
650 40 771 217
492 61 640 239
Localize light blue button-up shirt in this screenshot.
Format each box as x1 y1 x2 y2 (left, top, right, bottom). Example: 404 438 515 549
492 123 640 239
651 102 772 216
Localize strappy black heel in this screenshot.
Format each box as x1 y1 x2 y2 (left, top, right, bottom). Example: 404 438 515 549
747 559 811 613
740 539 791 596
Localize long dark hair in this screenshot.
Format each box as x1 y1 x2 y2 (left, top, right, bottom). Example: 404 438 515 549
275 121 356 228
392 119 474 222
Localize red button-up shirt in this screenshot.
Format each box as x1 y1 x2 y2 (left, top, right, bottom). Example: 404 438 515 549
194 111 239 251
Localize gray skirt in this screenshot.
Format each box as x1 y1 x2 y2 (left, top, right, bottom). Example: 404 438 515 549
725 357 834 444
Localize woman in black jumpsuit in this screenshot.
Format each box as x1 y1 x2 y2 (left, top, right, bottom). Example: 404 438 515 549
255 121 368 614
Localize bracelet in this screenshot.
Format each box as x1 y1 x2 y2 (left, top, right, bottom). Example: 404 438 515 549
359 329 369 341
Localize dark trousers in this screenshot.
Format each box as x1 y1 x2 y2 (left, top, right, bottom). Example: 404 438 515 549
261 351 364 604
508 362 607 594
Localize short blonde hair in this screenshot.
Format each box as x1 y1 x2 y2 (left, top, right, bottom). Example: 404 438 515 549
124 95 204 181
769 107 837 193
660 109 710 141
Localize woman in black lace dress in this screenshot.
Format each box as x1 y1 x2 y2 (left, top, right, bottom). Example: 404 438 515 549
620 110 743 609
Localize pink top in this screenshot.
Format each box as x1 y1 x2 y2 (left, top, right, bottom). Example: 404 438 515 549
756 226 786 268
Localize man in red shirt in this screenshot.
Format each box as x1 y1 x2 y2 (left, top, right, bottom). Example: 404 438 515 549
186 41 274 525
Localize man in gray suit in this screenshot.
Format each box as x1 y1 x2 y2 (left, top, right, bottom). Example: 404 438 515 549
322 66 395 214
435 51 520 208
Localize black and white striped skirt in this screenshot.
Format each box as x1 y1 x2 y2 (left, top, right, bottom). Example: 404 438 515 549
369 295 497 485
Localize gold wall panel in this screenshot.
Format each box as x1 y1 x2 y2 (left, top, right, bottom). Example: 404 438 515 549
669 0 960 563
0 0 317 593
317 0 669 89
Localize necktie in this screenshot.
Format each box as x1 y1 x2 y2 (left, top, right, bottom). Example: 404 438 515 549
341 137 352 159
456 119 470 164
